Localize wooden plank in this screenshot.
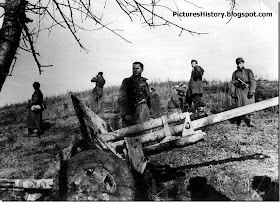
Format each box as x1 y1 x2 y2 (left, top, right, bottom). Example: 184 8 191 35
124 137 148 174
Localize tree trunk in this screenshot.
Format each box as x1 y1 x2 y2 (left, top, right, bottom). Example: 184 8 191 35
0 0 25 91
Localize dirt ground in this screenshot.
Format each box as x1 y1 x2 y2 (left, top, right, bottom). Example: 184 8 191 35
0 103 278 200
148 109 279 200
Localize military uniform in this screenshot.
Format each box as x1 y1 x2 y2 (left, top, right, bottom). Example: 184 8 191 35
231 66 256 126
150 89 161 118
91 74 105 112
118 75 150 127
26 89 44 136
188 65 206 109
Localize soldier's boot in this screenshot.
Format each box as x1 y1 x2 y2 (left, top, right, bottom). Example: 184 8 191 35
196 107 208 118
244 114 254 127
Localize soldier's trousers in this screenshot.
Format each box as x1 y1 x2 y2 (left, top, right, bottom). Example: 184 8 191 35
234 87 255 126
191 93 206 109
91 93 103 112
122 103 150 127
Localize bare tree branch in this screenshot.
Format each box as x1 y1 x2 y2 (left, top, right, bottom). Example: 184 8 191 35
133 1 208 35
22 22 53 74
52 0 89 52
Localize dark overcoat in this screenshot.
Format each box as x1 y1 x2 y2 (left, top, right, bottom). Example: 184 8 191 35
26 89 44 129
91 75 106 98
118 75 150 126
150 91 161 118
188 66 204 95
231 67 256 107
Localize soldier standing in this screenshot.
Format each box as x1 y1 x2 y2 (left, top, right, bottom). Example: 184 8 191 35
118 62 150 127
188 59 206 113
231 57 256 127
26 82 44 137
91 72 106 112
150 87 161 118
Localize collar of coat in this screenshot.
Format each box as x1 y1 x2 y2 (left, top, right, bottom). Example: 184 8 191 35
130 75 148 82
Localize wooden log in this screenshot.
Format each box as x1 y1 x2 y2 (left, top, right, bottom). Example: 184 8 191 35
71 95 122 158
101 112 186 142
109 97 278 150
0 179 53 189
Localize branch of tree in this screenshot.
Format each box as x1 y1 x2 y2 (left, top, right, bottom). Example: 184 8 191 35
134 1 208 35
78 0 132 43
53 0 89 52
22 23 53 74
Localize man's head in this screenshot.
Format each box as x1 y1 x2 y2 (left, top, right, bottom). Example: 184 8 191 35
191 59 198 68
33 82 40 90
132 62 144 76
96 72 103 78
235 57 244 69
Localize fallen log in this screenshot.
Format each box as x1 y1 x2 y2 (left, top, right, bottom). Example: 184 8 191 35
109 97 279 152
0 179 53 190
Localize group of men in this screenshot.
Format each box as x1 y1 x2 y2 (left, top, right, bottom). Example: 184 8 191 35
26 57 256 137
115 57 256 128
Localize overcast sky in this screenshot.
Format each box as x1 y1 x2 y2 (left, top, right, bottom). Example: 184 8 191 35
0 0 278 107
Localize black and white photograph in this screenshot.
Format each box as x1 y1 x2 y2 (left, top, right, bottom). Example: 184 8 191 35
0 0 278 200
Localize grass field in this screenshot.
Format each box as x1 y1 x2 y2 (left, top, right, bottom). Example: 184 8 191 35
0 79 278 200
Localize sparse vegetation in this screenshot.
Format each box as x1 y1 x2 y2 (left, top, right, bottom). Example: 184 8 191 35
0 78 278 200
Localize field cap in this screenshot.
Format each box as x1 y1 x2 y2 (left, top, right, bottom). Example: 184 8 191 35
191 59 197 64
98 72 103 76
236 57 244 64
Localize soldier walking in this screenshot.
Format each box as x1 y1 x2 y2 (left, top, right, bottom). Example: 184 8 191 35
91 72 105 112
26 82 44 137
118 62 150 127
231 57 256 127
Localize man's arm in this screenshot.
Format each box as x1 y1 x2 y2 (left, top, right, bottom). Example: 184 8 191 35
145 82 151 109
193 66 204 81
31 91 41 105
91 77 97 83
118 79 132 117
231 72 237 98
247 69 256 93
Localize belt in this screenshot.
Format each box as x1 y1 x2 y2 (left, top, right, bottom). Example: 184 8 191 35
134 99 146 107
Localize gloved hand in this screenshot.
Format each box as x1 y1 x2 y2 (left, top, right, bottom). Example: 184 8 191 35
247 91 254 99
231 94 237 99
124 115 132 121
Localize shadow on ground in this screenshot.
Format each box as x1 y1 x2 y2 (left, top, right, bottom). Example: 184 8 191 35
188 176 230 201
251 175 279 201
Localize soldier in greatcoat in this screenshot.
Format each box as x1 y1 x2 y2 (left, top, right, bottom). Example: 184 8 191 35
118 62 150 127
26 82 44 137
231 57 256 127
188 59 206 112
150 87 161 118
91 72 106 112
